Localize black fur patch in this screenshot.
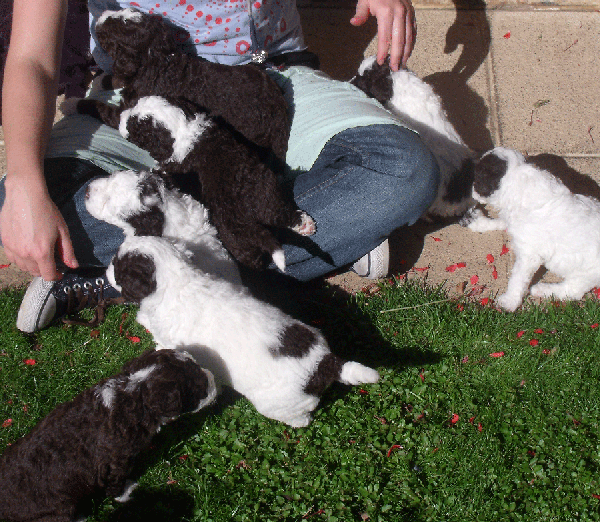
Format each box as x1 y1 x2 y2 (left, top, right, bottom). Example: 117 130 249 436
350 61 394 105
112 251 157 303
127 117 175 164
443 159 475 203
126 205 165 237
277 323 318 358
304 353 344 397
473 153 508 198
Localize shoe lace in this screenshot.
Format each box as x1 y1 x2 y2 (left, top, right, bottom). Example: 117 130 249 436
61 278 124 327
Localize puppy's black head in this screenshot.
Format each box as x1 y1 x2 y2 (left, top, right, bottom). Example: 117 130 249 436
111 250 157 303
472 151 508 198
122 350 213 420
351 58 394 106
95 9 179 80
125 173 166 236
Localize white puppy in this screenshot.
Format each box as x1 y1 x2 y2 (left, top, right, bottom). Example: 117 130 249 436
468 147 600 311
351 56 476 220
85 169 241 285
104 235 380 427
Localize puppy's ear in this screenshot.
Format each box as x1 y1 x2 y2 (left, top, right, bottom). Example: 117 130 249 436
473 152 508 198
112 251 157 303
143 379 183 420
111 43 143 80
149 15 180 55
351 60 393 105
126 206 165 236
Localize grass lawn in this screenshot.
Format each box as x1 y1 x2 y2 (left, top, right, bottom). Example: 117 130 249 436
1 278 600 521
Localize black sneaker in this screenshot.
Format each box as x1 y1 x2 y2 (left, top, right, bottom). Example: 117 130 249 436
16 269 122 332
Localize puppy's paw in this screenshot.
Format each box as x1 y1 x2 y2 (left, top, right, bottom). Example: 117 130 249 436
496 293 522 312
529 282 554 298
58 97 83 116
291 211 316 236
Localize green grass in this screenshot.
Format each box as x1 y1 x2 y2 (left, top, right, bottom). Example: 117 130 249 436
2 279 600 521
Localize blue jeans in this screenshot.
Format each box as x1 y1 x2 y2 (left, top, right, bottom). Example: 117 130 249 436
0 124 439 281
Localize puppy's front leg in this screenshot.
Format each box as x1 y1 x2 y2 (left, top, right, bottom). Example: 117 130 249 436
462 208 507 232
497 253 542 312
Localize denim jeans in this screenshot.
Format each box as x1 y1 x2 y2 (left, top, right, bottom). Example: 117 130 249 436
0 123 439 281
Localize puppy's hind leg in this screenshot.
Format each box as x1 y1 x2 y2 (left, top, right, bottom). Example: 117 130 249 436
530 278 595 302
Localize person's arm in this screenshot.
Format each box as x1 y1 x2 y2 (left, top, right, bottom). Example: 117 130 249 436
350 0 416 71
1 0 78 280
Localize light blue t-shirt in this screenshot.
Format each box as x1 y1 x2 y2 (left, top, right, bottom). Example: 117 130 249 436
88 0 306 69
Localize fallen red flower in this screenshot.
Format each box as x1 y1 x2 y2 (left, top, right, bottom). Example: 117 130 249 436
126 335 141 343
0 264 10 269
529 339 539 347
517 330 526 338
492 266 498 279
450 413 459 425
468 416 475 424
591 323 599 329
387 444 403 457
480 297 490 306
593 494 600 500
503 31 511 38
489 351 504 357
486 254 495 264
534 328 544 334
2 419 12 428
477 422 483 432
500 244 510 256
23 359 36 366
432 237 442 242
470 274 479 285
542 348 551 355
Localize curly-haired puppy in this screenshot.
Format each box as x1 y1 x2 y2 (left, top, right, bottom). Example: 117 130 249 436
89 7 289 161
351 56 476 220
106 234 380 428
73 96 315 271
0 349 216 522
467 147 600 311
85 168 242 284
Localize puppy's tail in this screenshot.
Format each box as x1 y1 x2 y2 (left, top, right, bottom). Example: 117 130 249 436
338 360 380 386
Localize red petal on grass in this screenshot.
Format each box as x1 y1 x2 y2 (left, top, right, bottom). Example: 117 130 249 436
419 370 425 382
593 494 600 500
517 330 526 338
358 389 369 395
461 355 469 363
178 455 188 461
529 339 539 347
490 351 504 357
477 422 483 432
2 419 12 428
450 413 459 425
591 323 599 329
386 444 403 457
480 297 490 306
534 328 544 334
492 266 498 279
167 479 177 485
0 264 10 269
23 359 36 366
486 254 495 264
470 274 479 285
500 244 510 256
503 31 511 38
542 348 551 354
126 335 141 343
469 416 475 424
592 288 600 299
456 303 465 311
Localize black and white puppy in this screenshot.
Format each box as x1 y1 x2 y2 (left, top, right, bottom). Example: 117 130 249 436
468 147 600 311
70 96 315 271
351 56 476 220
0 349 216 522
85 168 242 284
105 235 380 428
90 7 290 161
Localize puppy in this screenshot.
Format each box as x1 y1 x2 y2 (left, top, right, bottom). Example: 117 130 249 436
105 235 380 428
85 168 242 284
90 7 289 161
351 56 476 220
468 147 600 311
73 97 315 271
0 349 216 522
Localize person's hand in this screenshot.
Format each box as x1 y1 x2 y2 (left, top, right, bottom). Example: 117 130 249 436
0 177 78 281
350 0 416 71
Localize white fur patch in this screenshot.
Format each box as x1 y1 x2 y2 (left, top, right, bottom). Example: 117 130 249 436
97 8 143 27
125 365 157 392
119 96 212 163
